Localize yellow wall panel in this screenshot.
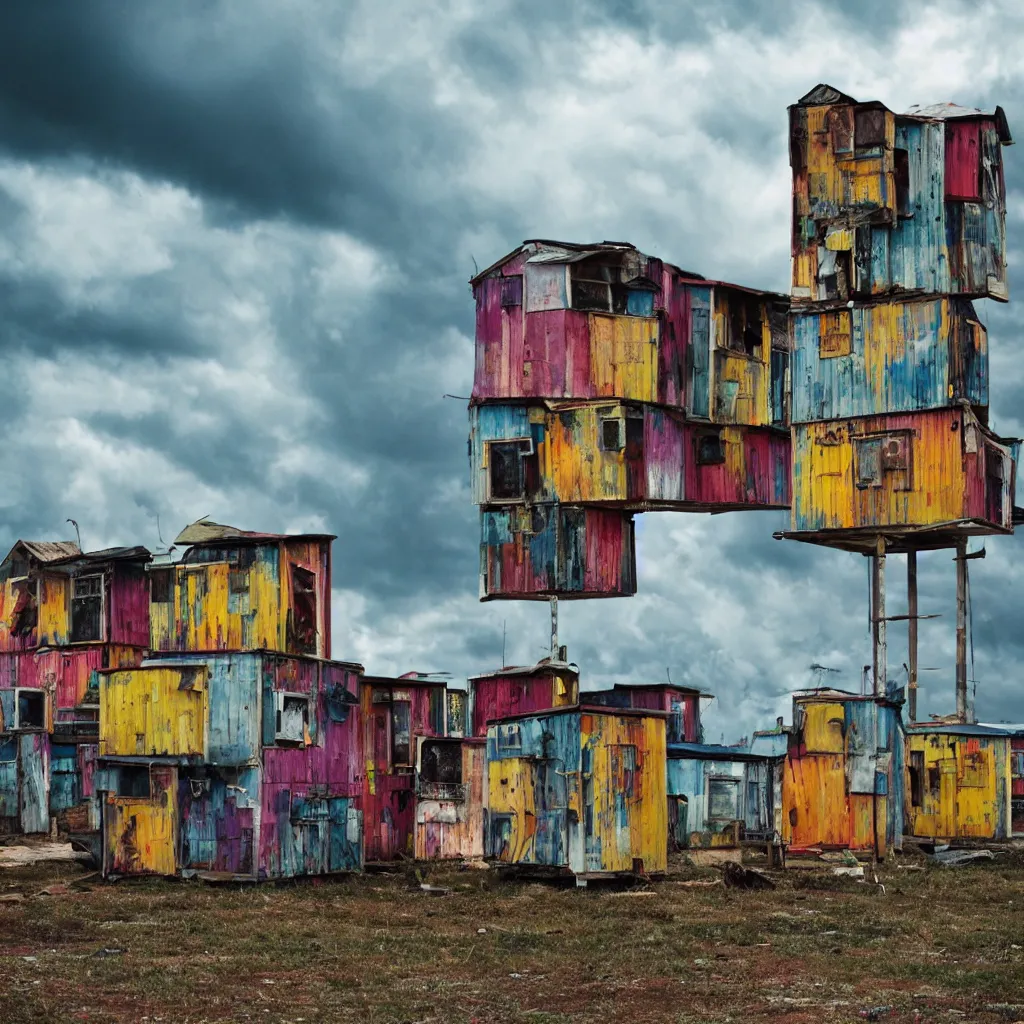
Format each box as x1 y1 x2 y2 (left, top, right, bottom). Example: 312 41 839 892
104 798 177 875
588 314 657 402
100 666 207 757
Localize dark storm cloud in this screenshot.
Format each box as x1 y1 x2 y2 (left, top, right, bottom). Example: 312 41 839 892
0 0 1022 735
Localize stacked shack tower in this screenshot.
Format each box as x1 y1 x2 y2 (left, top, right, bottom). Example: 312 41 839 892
783 84 1018 722
470 239 791 651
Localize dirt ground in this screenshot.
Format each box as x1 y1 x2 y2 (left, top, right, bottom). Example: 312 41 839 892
1 851 1023 1024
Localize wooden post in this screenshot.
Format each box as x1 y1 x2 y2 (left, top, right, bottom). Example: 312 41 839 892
872 538 887 697
955 540 968 724
907 550 918 722
550 596 559 661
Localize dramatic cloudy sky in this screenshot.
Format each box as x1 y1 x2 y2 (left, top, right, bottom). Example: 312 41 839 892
1 0 1023 740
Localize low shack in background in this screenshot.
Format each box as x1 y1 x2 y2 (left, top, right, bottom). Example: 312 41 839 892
906 722 1011 841
414 735 485 862
361 673 448 863
584 683 704 744
667 742 781 853
468 660 578 737
484 704 667 882
783 688 905 857
0 541 150 853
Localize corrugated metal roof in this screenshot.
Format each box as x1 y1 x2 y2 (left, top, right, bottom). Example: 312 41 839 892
908 722 1010 737
468 658 579 681
904 102 1012 143
174 518 336 545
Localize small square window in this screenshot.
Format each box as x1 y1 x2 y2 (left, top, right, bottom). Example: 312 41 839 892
15 689 46 730
707 778 740 821
420 739 464 786
601 418 624 451
500 275 523 308
116 766 151 799
854 106 886 149
150 569 172 604
275 693 310 745
696 433 725 466
855 433 912 491
488 440 533 501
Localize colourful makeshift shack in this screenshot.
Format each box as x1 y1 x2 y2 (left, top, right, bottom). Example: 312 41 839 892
470 240 791 601
0 541 149 846
149 519 333 658
468 659 579 737
361 673 449 862
584 683 704 744
783 688 905 857
484 704 667 882
666 742 780 851
97 650 364 879
414 735 486 862
905 722 1011 841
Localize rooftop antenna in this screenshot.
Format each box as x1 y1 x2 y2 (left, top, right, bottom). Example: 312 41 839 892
666 666 672 685
502 619 506 668
471 255 479 276
809 663 840 687
156 514 166 551
66 518 81 550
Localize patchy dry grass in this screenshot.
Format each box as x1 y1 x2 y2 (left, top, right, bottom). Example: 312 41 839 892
2 854 1024 1023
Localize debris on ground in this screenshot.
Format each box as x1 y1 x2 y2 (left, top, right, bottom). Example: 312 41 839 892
858 1006 893 1020
0 843 93 869
721 862 776 890
929 849 995 867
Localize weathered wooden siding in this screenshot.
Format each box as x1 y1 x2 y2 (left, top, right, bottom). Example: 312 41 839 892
782 693 903 855
103 765 178 876
666 749 774 847
361 678 446 862
790 88 1009 303
470 668 578 738
480 504 636 600
791 408 1017 534
414 739 485 861
905 727 1011 840
485 707 667 877
583 685 701 744
791 298 987 424
151 538 331 658
100 665 207 758
259 658 363 878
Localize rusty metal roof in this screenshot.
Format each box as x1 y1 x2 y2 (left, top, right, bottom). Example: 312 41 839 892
468 657 580 681
904 101 1012 143
174 518 336 545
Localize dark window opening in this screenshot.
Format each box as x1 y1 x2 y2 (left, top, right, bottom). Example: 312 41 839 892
909 751 924 808
986 446 1004 524
708 778 740 821
726 296 765 358
391 701 411 767
488 440 534 501
500 275 523 308
229 569 249 596
70 575 103 643
601 417 624 452
854 105 886 149
16 689 45 730
116 766 151 799
927 765 941 799
420 739 463 785
570 261 616 312
696 433 725 466
895 148 911 216
288 565 317 655
10 581 38 637
150 569 172 604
